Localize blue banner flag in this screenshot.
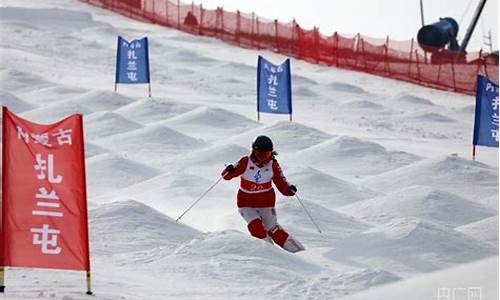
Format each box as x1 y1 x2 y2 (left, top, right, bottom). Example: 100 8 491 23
115 36 150 84
257 56 292 115
473 75 499 148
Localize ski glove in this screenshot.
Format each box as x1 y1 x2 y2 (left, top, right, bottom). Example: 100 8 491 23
287 184 297 196
224 164 235 174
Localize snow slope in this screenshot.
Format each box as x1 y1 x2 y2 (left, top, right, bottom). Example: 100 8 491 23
291 135 422 180
337 186 496 227
0 1 498 299
362 154 498 201
340 256 498 300
456 216 499 246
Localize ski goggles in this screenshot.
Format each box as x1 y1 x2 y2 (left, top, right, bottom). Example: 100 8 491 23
253 149 272 161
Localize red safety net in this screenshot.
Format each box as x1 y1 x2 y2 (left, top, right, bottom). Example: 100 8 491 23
81 0 499 95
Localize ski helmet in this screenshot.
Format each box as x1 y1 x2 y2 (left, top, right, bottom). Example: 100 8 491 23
252 135 273 151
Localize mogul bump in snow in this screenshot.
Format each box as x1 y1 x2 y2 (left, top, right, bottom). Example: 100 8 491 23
222 135 305 253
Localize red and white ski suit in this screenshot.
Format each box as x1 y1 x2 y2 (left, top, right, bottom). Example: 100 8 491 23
222 154 304 253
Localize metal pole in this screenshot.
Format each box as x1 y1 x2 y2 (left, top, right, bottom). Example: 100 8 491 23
220 7 224 40
274 19 279 52
236 10 241 45
415 50 421 82
152 0 156 24
484 30 493 52
408 38 414 77
385 35 393 73
295 193 322 234
334 32 339 66
166 0 169 26
419 0 425 27
256 17 260 50
199 4 203 35
459 0 488 52
176 176 224 223
251 12 255 48
177 0 180 29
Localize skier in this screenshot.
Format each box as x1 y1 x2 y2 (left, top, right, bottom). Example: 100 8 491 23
222 135 305 253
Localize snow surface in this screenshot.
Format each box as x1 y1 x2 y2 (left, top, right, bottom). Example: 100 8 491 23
340 256 499 300
0 0 498 299
456 216 499 246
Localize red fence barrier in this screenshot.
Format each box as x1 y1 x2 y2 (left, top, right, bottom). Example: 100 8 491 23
81 0 499 95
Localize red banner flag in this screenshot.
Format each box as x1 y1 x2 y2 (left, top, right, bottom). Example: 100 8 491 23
1 106 90 271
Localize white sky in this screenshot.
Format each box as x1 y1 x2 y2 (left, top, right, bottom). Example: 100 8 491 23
193 0 498 52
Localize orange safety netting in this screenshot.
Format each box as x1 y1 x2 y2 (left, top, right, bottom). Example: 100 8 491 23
81 0 499 95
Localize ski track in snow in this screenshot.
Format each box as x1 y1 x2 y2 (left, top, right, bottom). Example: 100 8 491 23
0 1 498 299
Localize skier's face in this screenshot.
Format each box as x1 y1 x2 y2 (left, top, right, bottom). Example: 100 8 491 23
254 149 272 162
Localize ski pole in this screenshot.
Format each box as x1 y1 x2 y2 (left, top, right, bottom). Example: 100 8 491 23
295 193 322 234
175 176 224 223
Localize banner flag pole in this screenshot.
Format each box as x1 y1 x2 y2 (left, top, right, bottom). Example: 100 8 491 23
0 266 5 293
86 270 93 295
115 36 120 93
